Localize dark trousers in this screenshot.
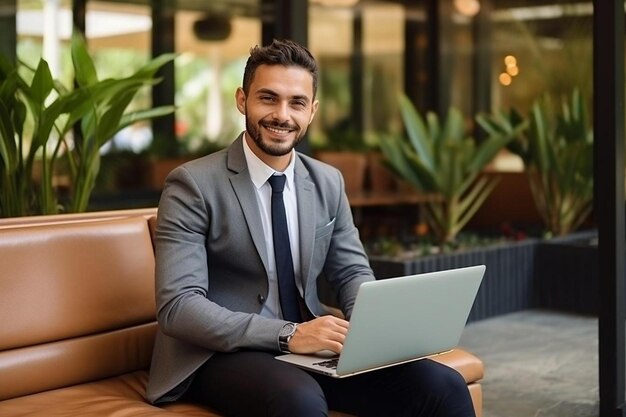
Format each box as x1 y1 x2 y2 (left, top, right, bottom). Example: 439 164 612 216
185 350 476 417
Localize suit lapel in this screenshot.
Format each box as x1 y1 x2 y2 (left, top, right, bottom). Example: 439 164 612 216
227 138 317 286
294 156 316 289
227 135 270 274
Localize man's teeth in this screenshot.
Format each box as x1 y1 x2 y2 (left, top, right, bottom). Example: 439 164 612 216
266 126 290 134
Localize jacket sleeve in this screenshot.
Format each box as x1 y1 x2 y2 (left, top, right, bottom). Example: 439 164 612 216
153 166 285 352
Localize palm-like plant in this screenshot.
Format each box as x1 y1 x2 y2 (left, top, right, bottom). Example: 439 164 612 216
477 89 593 236
379 93 512 244
0 31 175 217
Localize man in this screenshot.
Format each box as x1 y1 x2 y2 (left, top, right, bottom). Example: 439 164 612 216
146 39 475 417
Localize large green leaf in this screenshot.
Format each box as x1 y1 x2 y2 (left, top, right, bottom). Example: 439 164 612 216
71 30 98 87
379 135 427 190
476 108 529 164
438 142 462 197
29 59 54 104
0 100 18 172
456 176 500 234
468 132 511 173
93 88 139 146
441 107 465 145
118 105 176 131
11 98 26 155
403 147 438 191
132 53 177 78
398 93 434 172
53 88 93 133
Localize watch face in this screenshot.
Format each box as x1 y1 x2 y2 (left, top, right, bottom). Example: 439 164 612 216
280 322 297 337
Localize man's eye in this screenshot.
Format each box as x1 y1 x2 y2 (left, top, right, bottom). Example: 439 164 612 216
261 96 275 102
292 101 306 108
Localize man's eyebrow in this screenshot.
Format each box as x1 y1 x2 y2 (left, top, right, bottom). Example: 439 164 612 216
256 88 279 96
255 88 311 102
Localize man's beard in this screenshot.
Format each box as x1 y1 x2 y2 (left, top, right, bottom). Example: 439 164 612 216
246 116 304 157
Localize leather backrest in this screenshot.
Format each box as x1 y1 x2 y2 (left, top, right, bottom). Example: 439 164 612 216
0 208 157 229
0 216 157 400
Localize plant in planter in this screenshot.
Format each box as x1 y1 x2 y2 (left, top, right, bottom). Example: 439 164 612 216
476 89 597 317
378 93 513 244
477 88 593 236
0 31 175 217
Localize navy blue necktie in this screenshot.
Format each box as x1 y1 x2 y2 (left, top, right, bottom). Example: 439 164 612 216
268 175 302 323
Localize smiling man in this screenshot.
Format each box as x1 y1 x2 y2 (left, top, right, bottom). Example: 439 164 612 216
146 39 475 417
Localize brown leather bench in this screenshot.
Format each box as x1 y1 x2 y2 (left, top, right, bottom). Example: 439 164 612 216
0 209 484 416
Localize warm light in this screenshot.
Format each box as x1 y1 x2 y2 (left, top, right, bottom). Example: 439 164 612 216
506 65 519 77
454 0 481 17
504 55 517 67
502 55 519 80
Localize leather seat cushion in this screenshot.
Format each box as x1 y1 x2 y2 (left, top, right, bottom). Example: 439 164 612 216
0 371 215 417
0 371 372 417
0 348 483 417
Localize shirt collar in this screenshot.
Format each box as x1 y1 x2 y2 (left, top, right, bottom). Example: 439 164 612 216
242 132 296 191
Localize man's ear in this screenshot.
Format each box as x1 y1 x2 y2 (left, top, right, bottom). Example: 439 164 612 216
309 99 320 124
235 87 246 115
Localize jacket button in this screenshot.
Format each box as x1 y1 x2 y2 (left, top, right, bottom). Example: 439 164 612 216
257 294 265 304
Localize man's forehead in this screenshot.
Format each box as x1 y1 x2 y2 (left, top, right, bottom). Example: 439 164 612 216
250 65 314 96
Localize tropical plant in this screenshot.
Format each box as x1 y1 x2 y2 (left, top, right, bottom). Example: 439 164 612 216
477 89 593 236
379 93 513 244
0 30 175 217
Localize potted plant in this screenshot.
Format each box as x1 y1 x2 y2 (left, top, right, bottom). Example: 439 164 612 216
378 93 513 245
477 88 596 314
0 30 175 217
477 88 593 237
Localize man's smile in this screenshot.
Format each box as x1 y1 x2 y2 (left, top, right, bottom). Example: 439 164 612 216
262 123 297 136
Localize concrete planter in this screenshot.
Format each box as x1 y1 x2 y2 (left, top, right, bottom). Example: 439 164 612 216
532 230 599 315
368 229 605 321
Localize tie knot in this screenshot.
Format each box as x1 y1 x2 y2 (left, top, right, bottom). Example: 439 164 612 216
268 175 286 193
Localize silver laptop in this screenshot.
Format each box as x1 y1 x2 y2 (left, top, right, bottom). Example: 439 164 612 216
275 265 485 378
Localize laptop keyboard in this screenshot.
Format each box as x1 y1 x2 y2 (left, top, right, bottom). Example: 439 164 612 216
313 358 339 369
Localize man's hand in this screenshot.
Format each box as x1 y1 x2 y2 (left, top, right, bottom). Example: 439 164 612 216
288 315 349 354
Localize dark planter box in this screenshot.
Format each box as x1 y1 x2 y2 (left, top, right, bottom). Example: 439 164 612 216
532 230 599 315
369 238 538 322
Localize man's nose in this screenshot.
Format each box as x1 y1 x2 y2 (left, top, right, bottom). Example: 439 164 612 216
273 101 290 121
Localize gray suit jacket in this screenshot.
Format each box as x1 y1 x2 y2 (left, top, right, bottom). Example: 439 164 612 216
146 134 374 403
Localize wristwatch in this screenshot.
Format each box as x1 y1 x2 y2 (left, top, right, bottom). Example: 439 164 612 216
279 322 298 353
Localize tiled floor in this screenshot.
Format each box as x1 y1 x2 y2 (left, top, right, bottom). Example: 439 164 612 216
459 310 599 417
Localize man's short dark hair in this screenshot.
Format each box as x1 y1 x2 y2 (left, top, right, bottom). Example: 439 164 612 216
243 39 319 98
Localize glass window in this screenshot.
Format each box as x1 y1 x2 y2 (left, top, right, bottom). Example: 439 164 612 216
490 2 593 112
309 1 405 150
173 10 258 155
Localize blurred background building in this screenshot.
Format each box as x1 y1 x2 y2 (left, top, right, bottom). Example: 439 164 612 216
0 0 592 180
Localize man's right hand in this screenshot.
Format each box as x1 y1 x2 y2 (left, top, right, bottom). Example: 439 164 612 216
288 315 349 354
